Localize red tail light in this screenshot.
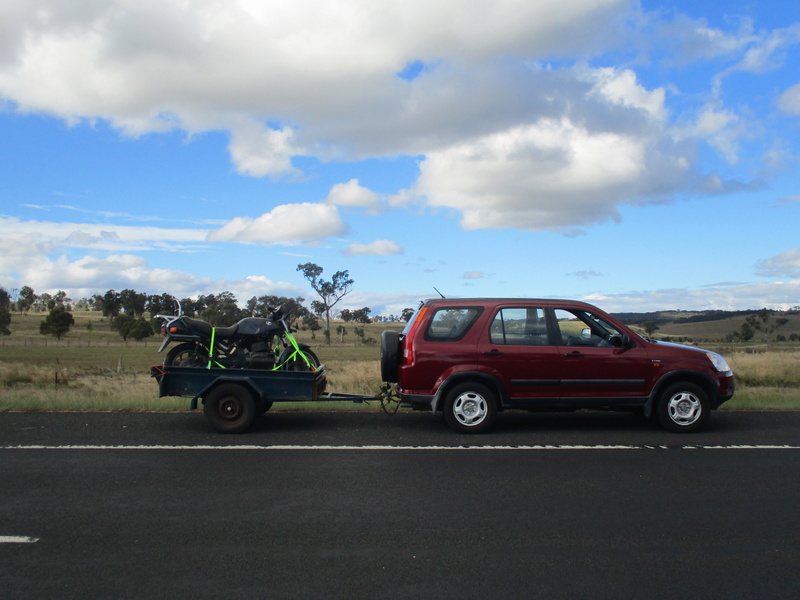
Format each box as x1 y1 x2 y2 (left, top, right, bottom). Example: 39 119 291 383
402 306 428 366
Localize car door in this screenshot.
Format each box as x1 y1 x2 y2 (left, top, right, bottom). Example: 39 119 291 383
551 308 652 402
478 306 562 405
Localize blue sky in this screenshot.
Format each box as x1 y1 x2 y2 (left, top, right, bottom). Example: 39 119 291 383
1 0 799 317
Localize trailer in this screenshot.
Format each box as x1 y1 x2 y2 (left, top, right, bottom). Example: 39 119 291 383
151 364 397 433
151 364 330 433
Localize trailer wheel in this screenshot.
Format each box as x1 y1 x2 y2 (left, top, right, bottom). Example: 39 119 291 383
204 383 256 434
255 399 273 415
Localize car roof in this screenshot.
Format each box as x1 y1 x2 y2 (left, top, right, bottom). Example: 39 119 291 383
421 297 595 308
422 298 600 310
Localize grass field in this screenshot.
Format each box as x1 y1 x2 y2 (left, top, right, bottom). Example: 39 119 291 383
0 311 798 412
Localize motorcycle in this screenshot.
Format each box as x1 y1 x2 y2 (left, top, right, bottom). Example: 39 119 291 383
156 305 320 372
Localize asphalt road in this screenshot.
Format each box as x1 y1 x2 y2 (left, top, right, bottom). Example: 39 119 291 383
1 410 799 600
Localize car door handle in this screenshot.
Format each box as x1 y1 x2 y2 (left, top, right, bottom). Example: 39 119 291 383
483 350 504 356
564 351 585 358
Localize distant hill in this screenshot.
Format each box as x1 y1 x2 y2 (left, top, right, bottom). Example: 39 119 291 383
611 309 800 343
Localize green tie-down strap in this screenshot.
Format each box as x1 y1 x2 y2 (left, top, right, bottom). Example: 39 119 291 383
207 327 216 369
207 327 227 369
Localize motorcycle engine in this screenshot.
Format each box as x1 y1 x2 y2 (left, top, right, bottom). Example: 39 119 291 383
245 341 275 369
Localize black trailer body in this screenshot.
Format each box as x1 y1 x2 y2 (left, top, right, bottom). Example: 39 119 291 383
151 365 328 433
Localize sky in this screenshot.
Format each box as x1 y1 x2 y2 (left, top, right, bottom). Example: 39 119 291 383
1 0 799 317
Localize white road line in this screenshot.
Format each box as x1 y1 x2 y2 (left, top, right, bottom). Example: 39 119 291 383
0 536 39 544
2 444 799 451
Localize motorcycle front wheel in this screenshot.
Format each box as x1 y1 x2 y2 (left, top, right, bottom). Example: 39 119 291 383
164 342 209 367
277 347 321 372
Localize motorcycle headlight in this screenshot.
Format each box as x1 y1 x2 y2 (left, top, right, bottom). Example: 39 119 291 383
706 352 732 373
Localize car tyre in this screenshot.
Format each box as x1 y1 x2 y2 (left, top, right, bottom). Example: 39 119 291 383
443 382 497 434
380 331 401 383
657 382 709 433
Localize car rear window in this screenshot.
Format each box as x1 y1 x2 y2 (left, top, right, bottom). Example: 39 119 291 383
425 307 483 341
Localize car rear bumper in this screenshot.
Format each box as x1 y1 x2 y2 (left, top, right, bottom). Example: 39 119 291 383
396 390 435 411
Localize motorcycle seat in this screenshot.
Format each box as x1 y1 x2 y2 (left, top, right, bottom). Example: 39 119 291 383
182 317 239 337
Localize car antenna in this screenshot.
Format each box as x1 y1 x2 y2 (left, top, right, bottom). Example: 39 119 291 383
433 287 446 298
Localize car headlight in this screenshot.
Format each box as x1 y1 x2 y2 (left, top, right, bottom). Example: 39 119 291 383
706 352 731 373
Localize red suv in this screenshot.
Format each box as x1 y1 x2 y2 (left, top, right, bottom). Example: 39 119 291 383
381 298 734 433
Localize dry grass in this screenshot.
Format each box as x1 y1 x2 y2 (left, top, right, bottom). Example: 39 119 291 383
1 316 798 411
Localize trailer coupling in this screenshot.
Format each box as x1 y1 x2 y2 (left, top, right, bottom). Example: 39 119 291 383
321 383 401 415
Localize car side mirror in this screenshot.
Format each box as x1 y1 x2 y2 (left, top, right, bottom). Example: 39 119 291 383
581 328 591 339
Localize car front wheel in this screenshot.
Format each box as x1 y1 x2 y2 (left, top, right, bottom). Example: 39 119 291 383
657 382 709 432
443 382 497 434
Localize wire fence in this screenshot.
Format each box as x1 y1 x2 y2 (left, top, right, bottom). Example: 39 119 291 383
0 337 160 348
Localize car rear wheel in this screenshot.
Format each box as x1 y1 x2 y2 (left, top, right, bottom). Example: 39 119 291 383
443 382 497 434
657 382 709 432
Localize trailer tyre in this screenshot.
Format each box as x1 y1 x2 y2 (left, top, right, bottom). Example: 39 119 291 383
204 383 256 434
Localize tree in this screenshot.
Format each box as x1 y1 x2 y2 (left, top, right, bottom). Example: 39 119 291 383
745 309 789 344
146 293 178 317
16 286 36 313
34 292 54 312
297 263 354 344
113 314 154 341
53 290 71 309
39 307 74 340
301 314 321 339
245 295 309 320
198 291 244 326
643 320 660 338
98 290 122 318
119 289 147 317
0 308 10 335
0 289 10 335
351 307 372 324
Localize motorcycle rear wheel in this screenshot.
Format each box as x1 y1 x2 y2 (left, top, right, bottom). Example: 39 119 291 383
165 342 209 367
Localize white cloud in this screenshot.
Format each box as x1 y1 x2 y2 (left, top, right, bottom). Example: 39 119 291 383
756 249 800 278
207 203 347 244
0 217 208 252
653 13 758 65
343 240 402 256
583 280 800 312
326 179 379 209
674 106 746 164
0 1 630 170
414 101 686 232
0 0 783 240
227 123 303 179
778 83 800 116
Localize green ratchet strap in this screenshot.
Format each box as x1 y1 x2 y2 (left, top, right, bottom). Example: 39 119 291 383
208 327 216 369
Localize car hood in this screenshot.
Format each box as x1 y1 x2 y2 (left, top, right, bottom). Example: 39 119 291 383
651 340 711 355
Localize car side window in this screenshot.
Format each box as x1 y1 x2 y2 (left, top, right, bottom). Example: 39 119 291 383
425 307 483 341
554 309 624 347
490 307 550 345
